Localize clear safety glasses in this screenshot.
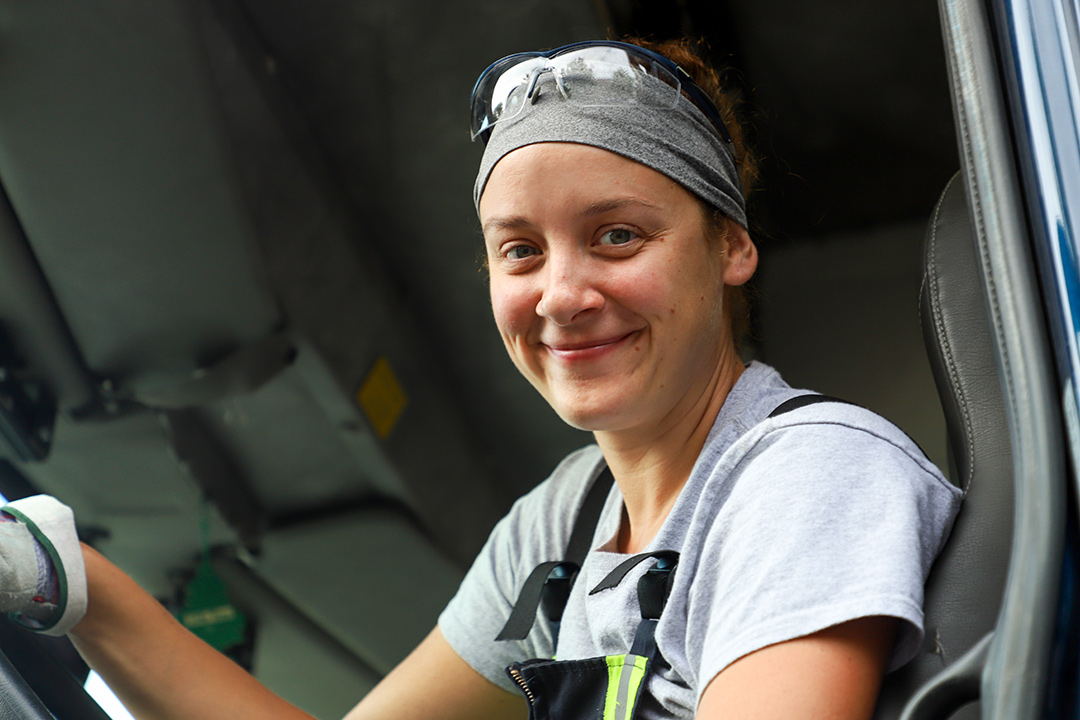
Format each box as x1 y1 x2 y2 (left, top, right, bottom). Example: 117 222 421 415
469 41 734 145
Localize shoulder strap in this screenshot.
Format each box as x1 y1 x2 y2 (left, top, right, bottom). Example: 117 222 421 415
588 550 678 596
496 467 615 641
564 467 615 566
768 394 856 419
768 393 930 459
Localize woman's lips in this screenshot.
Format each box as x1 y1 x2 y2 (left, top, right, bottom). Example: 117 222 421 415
544 332 637 361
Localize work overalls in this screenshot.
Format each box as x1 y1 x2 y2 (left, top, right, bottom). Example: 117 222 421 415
496 465 678 720
495 394 846 720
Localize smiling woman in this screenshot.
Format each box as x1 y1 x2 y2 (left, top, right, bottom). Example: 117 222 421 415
0 37 962 720
428 38 961 720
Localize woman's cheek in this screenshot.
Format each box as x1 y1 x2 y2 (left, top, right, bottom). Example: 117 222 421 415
610 267 668 314
490 282 536 341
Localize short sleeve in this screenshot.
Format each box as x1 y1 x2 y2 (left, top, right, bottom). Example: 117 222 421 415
438 445 605 693
438 505 545 692
688 414 962 698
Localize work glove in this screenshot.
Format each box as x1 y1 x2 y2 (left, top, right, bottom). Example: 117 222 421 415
0 495 87 636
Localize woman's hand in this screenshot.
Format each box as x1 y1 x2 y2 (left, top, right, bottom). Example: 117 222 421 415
0 495 86 634
697 616 897 720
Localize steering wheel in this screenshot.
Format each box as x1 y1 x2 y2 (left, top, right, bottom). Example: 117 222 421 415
0 649 51 720
0 619 112 720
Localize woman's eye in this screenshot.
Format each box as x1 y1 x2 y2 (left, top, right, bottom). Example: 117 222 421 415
506 244 539 260
599 228 638 246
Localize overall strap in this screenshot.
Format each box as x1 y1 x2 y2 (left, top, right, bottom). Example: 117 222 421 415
769 393 929 458
604 552 680 720
768 394 855 418
564 467 615 565
496 467 615 641
588 550 679 596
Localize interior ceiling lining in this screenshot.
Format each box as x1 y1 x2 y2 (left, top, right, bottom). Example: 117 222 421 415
251 508 464 676
0 4 282 388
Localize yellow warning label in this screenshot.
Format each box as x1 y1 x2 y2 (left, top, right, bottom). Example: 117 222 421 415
358 356 407 439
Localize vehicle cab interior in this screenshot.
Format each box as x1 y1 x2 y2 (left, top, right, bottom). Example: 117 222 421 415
0 0 1076 719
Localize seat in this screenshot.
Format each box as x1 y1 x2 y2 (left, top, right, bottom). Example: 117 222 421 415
873 174 1015 720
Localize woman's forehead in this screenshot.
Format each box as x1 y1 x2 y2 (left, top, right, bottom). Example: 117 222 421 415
479 142 690 219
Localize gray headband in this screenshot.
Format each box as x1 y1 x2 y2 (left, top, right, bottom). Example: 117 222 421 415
474 74 747 228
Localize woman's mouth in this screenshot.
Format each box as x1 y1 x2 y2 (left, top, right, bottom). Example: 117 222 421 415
544 332 638 361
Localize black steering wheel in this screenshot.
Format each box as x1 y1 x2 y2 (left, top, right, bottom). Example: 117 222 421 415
0 649 52 720
0 619 112 720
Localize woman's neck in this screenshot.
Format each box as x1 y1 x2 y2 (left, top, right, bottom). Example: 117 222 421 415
595 350 746 554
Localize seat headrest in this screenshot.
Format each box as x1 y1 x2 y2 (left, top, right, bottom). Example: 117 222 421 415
920 174 1013 493
874 173 1013 720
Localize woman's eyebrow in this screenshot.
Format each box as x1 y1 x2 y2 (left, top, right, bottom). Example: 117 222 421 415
582 197 663 216
482 215 533 234
482 197 661 234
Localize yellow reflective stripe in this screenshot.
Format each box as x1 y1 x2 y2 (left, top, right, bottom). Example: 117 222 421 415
603 655 625 720
622 655 649 719
603 654 649 720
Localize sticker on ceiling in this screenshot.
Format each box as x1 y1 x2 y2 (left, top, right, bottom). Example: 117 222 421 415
357 356 408 439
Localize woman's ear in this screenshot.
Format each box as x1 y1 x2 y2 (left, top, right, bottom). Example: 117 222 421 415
723 225 758 287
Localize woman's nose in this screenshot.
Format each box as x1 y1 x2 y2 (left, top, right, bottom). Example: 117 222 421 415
536 263 604 326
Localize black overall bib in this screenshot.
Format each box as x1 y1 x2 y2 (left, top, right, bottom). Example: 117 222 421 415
494 464 677 720
505 549 678 720
496 395 849 720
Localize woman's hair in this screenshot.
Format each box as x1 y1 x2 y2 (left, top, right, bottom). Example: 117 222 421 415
627 37 759 349
626 37 759 205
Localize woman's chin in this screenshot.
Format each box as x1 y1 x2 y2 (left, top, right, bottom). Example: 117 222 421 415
552 400 639 433
537 376 655 433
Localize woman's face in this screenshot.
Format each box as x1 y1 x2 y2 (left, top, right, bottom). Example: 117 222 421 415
479 143 754 434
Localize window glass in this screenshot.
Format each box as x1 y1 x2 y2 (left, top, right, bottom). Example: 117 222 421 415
85 671 136 720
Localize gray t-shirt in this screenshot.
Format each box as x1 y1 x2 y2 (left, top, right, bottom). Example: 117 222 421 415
439 362 962 719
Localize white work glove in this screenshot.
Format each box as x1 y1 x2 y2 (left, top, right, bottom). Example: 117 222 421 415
0 495 87 636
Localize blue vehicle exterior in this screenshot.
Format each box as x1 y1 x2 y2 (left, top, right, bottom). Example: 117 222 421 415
971 0 1080 716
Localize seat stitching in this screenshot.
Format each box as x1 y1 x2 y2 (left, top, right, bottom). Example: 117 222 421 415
930 174 976 494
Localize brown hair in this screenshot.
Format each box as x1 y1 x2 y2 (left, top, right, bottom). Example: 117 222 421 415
627 37 758 349
626 37 760 204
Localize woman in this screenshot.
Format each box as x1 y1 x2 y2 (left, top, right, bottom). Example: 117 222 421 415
0 38 961 720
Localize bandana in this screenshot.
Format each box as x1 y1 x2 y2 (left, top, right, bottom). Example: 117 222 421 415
473 74 747 228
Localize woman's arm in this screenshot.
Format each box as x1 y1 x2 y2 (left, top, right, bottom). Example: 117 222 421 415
71 545 524 720
71 544 314 720
344 627 526 720
696 616 897 720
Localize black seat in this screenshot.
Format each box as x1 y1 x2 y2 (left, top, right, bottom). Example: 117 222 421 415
873 174 1014 720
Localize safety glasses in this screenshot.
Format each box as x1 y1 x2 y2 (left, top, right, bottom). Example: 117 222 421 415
469 41 734 145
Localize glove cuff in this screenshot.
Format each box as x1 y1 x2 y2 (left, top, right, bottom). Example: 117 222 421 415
4 496 87 636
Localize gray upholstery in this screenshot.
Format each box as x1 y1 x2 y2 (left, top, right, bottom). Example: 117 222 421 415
874 174 1013 719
